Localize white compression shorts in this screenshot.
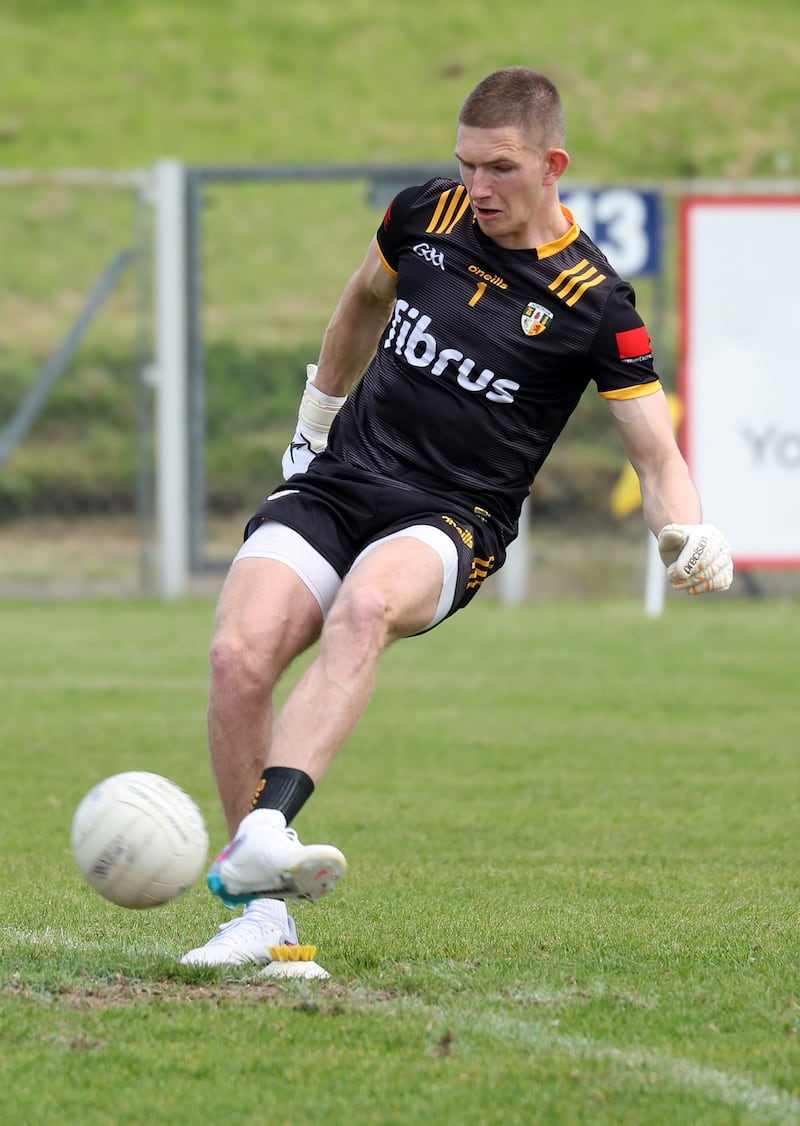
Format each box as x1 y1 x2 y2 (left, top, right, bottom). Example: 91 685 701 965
233 520 460 629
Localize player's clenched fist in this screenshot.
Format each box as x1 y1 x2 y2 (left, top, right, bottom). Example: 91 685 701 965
657 523 734 595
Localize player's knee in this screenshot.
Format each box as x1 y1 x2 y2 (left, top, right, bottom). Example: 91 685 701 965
209 631 246 685
209 630 272 698
327 584 390 648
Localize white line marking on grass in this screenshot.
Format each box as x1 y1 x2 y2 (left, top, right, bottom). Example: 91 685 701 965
7 935 797 1123
3 927 175 961
509 982 656 1009
397 995 799 1123
468 1009 800 1125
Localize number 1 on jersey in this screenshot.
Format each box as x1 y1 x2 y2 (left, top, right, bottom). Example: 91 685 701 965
469 281 487 307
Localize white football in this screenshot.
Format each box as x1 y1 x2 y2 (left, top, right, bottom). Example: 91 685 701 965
71 771 209 909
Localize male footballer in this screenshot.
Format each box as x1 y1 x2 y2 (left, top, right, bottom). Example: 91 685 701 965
181 66 733 968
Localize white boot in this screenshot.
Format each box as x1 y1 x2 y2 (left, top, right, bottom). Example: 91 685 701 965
180 898 298 966
206 809 347 906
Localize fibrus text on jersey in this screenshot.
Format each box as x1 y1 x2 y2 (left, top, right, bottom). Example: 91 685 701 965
383 300 520 405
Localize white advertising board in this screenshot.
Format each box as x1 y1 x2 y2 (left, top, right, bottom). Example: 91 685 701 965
680 197 800 568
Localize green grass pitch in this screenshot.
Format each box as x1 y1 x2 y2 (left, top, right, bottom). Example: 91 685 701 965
0 594 798 1124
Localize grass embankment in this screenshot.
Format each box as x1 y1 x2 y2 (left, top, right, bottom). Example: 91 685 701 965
1 0 799 517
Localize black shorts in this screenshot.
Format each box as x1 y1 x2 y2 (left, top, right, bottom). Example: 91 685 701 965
245 459 506 620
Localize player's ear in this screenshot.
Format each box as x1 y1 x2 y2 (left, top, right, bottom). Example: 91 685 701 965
543 148 570 185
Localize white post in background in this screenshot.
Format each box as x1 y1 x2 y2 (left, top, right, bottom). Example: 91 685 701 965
644 532 666 617
497 497 531 605
152 159 189 599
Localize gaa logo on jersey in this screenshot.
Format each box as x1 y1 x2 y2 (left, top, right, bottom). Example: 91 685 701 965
521 302 554 337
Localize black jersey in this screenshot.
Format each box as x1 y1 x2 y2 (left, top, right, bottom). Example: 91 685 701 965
325 177 661 544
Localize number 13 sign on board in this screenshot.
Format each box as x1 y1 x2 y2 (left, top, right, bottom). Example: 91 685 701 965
561 188 661 277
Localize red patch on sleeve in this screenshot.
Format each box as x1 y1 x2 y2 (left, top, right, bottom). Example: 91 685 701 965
615 326 652 359
382 200 393 230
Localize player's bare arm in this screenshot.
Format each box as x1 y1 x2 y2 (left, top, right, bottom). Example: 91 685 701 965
314 238 398 396
281 239 397 478
609 392 733 594
607 391 701 536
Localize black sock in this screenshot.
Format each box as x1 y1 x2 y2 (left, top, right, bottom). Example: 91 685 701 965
249 766 315 824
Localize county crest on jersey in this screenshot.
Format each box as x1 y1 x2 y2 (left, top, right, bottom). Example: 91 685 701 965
521 302 554 336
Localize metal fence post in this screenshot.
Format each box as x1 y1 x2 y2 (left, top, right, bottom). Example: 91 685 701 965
152 158 189 599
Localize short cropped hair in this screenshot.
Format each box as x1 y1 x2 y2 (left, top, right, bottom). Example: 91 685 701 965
458 67 567 149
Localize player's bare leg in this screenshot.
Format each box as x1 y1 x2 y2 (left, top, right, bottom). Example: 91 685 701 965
181 557 323 966
208 536 445 906
269 536 444 780
207 556 324 836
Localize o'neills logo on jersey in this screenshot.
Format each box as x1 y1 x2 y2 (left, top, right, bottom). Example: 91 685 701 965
521 302 554 337
468 264 508 290
383 299 520 404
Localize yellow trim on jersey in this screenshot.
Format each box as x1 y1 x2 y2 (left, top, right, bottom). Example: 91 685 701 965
548 259 608 306
444 193 472 234
376 240 398 277
426 185 470 235
437 185 467 233
599 380 662 401
563 273 607 306
536 205 581 259
426 188 452 234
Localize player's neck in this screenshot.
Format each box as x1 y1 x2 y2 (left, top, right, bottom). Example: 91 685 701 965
488 200 571 252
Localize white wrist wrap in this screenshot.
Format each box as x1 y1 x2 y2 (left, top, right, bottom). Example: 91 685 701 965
299 379 347 437
294 363 347 454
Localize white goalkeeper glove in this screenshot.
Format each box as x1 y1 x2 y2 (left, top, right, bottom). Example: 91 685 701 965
281 364 347 479
657 523 734 595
